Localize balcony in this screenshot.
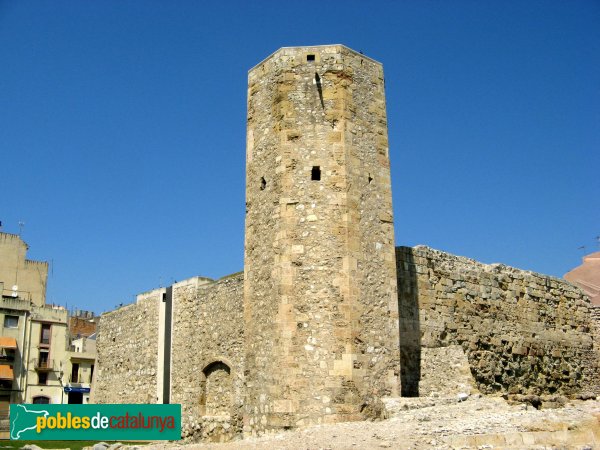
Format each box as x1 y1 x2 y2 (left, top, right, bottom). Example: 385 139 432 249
68 373 91 385
1 289 31 302
33 358 54 371
67 351 96 362
0 338 16 364
0 364 13 380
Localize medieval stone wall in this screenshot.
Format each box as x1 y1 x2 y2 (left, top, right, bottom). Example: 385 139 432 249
92 292 160 404
170 273 244 442
587 306 600 395
91 45 600 444
397 245 598 398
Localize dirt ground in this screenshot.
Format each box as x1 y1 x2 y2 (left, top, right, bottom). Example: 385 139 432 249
148 396 600 450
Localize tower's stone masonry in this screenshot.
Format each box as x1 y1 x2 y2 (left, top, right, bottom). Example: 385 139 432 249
397 246 599 398
244 45 399 433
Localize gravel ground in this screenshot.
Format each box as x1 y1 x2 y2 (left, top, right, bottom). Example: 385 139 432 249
145 397 600 450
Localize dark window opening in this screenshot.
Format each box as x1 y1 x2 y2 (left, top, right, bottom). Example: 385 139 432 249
38 372 47 385
368 174 373 184
311 166 321 181
38 351 49 368
40 324 51 345
71 363 79 383
260 177 266 190
33 396 50 404
68 391 83 404
3 315 18 329
307 54 315 62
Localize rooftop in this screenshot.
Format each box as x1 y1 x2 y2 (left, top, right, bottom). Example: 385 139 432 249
564 251 600 306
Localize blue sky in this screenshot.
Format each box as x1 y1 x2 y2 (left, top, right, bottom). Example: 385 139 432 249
1 1 598 313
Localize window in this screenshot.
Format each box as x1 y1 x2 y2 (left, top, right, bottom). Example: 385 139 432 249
3 315 18 329
90 364 95 382
40 324 51 345
307 54 315 62
32 396 50 404
38 373 47 385
71 363 79 383
311 166 321 181
38 351 49 369
260 177 266 190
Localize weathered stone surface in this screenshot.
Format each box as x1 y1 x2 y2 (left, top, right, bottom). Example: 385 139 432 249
418 345 478 398
243 45 400 434
397 245 599 398
92 45 600 445
93 292 160 404
170 273 244 441
587 305 600 395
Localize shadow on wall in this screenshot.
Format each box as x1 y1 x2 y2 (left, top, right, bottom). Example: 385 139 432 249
396 247 421 397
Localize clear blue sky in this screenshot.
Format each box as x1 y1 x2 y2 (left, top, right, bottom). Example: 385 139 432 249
1 1 598 313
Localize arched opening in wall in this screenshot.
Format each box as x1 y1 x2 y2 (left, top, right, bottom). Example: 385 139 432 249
199 361 233 416
32 395 50 404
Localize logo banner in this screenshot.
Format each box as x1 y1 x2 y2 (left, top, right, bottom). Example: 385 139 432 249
10 404 181 440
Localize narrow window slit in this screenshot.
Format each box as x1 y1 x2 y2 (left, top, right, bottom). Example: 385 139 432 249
311 166 321 181
260 177 266 190
368 174 373 184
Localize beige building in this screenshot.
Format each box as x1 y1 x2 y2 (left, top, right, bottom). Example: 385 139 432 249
565 251 600 306
25 307 69 405
64 314 97 404
0 232 96 415
0 232 47 306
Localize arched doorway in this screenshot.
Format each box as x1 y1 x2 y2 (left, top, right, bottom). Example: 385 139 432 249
200 361 232 416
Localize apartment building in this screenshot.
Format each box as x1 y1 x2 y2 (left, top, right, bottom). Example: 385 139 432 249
0 232 96 412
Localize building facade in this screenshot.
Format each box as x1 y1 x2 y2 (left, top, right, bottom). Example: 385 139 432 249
64 312 97 404
0 232 97 421
565 251 600 307
0 232 48 306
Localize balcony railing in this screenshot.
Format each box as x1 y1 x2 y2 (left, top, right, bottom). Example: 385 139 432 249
32 358 54 371
0 411 9 433
1 289 31 301
68 373 91 384
0 353 14 363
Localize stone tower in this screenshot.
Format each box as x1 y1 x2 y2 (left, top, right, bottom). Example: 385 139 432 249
243 45 399 433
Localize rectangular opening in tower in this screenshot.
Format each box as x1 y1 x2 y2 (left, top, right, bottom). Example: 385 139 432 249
306 54 315 62
311 166 321 181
